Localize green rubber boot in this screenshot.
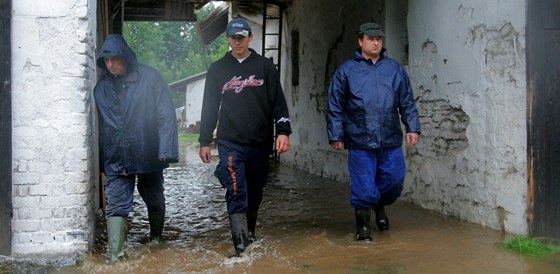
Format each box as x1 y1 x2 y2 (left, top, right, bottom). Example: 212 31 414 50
148 211 165 244
107 216 127 265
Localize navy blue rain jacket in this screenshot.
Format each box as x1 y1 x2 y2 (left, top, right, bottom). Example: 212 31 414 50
326 48 421 149
94 34 179 175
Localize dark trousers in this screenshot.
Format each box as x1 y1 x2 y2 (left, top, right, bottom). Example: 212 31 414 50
104 170 165 217
215 139 270 214
348 147 406 209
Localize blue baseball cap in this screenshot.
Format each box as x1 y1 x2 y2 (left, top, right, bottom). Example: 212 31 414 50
226 18 252 37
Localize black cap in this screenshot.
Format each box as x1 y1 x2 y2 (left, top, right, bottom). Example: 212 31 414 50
358 22 385 37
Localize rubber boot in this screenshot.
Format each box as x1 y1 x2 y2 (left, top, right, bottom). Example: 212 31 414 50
148 211 165 244
247 210 258 243
374 204 389 231
107 216 127 265
355 208 372 241
229 213 250 257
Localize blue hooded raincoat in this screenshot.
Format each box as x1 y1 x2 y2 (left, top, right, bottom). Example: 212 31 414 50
94 34 179 175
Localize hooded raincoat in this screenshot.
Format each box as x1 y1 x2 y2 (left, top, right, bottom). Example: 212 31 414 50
94 34 179 175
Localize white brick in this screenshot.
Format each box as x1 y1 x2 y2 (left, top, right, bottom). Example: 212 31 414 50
53 206 89 219
65 182 91 195
12 196 41 208
41 217 89 231
40 195 88 208
31 232 56 244
17 207 53 220
29 184 64 196
13 148 37 160
28 161 52 173
64 160 89 172
12 220 41 233
13 233 32 244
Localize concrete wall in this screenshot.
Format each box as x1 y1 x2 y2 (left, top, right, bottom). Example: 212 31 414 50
11 0 98 255
405 0 527 234
185 75 206 128
281 0 528 234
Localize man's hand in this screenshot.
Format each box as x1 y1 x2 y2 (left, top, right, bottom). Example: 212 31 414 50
330 141 344 150
276 135 290 154
199 146 212 163
406 132 419 147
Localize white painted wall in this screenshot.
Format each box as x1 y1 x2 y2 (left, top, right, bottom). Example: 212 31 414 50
185 76 206 128
405 0 527 234
281 0 528 234
11 0 98 255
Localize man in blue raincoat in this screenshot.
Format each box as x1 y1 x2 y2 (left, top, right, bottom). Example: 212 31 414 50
94 34 179 264
326 23 421 242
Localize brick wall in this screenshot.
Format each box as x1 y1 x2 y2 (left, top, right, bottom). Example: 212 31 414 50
11 0 98 255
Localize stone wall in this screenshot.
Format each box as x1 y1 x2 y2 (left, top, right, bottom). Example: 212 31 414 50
11 0 98 255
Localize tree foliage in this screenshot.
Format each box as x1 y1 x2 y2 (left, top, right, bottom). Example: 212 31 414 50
122 3 229 107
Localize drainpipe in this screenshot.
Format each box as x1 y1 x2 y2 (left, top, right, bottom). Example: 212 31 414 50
0 0 13 256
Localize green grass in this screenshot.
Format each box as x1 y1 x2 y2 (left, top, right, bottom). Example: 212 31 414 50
501 235 560 257
178 132 199 143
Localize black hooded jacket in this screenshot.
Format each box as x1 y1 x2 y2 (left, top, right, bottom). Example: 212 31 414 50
94 34 179 175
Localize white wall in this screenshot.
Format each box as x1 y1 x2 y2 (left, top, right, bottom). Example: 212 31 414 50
185 77 206 128
281 0 528 234
405 0 527 234
11 0 98 255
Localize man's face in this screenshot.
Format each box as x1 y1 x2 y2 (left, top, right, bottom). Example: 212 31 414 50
359 35 383 60
227 34 253 59
104 56 128 76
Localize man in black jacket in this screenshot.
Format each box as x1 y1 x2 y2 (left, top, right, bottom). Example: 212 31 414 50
199 18 292 257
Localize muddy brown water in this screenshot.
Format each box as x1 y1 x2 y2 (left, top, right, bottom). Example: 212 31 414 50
2 142 560 273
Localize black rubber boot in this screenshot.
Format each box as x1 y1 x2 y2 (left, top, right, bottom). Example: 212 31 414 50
148 211 165 244
355 208 372 241
247 210 258 243
107 216 127 265
229 213 250 257
374 205 389 231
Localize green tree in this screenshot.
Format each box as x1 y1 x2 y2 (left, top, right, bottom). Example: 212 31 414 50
122 3 229 108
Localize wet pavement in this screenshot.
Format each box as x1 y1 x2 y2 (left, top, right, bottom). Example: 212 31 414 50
2 141 560 273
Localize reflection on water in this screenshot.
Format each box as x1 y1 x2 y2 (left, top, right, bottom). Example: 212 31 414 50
4 142 560 273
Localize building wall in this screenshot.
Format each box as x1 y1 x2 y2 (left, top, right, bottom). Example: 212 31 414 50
281 0 528 234
11 0 98 254
185 76 206 129
405 0 527 234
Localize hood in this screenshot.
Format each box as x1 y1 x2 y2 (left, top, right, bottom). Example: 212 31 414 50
96 34 138 71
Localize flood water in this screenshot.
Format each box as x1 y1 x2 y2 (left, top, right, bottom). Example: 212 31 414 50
5 141 560 273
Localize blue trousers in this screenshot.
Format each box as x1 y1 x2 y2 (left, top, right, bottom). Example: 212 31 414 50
215 139 270 214
104 170 165 217
348 147 406 209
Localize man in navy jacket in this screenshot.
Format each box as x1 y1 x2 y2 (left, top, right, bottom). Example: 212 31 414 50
94 34 179 264
326 23 421 242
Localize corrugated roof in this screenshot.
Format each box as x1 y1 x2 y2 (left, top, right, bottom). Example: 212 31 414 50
196 3 229 46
